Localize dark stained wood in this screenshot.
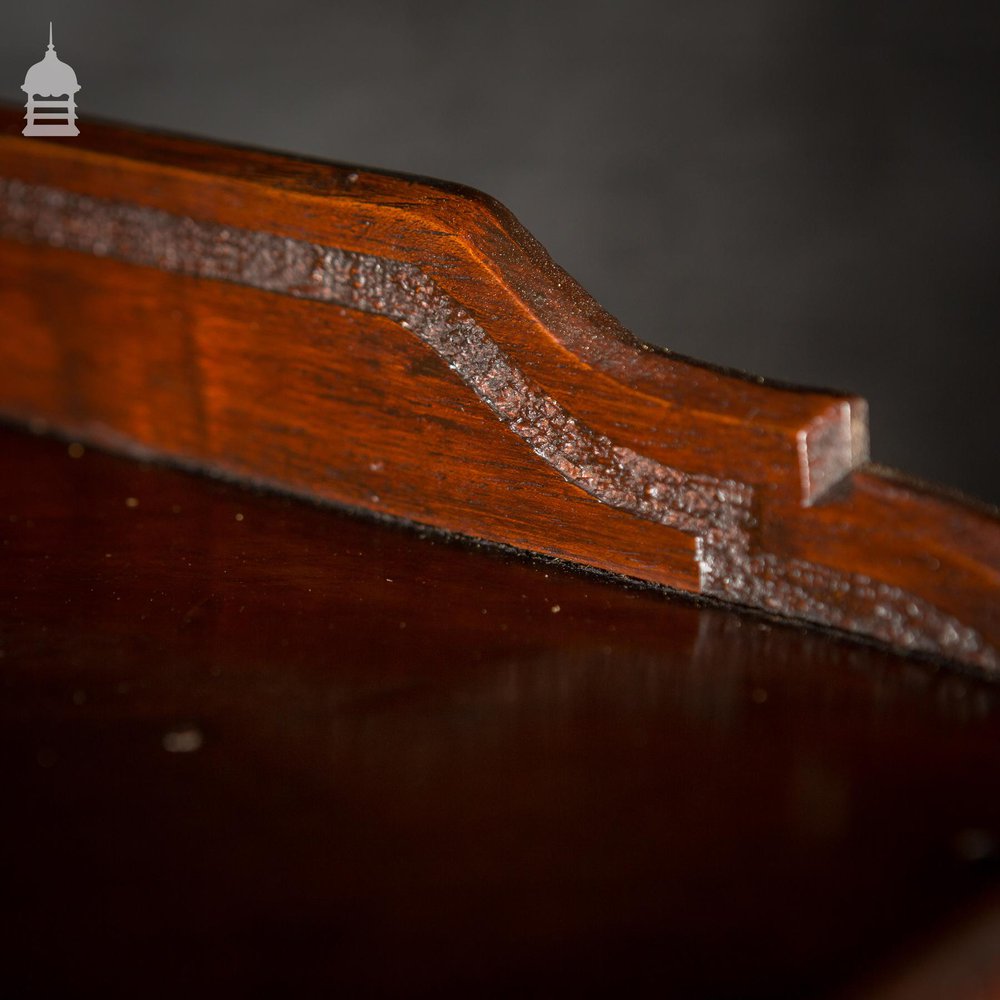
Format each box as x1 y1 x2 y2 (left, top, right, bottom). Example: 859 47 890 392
0 107 997 673
3 424 1000 998
849 889 1000 999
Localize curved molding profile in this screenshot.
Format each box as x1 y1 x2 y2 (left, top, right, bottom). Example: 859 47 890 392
0 107 997 672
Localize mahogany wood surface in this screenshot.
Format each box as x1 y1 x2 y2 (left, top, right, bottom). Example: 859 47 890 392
0 107 997 673
3 424 1000 998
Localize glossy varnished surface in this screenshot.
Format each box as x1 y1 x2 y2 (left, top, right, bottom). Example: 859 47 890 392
2 425 1000 996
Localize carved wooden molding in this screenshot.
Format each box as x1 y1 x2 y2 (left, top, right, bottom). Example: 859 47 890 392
0 107 997 671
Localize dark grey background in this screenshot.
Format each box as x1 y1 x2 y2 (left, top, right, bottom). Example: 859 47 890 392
4 1 997 502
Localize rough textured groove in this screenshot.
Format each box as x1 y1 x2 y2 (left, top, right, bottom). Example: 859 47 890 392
0 177 992 669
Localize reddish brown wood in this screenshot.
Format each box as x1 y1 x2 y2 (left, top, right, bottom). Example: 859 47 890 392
0 106 997 671
3 424 1000 998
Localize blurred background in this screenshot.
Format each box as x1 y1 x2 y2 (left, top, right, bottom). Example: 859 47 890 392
3 1 997 502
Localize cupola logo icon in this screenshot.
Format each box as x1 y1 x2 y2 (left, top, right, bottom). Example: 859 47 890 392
21 23 81 137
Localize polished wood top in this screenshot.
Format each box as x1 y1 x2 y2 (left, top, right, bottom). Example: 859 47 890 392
3 425 999 997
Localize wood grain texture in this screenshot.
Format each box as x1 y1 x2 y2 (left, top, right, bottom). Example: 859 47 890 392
0 106 997 671
4 424 1000 998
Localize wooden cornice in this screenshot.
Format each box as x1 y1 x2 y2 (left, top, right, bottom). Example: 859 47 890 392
0 106 996 672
